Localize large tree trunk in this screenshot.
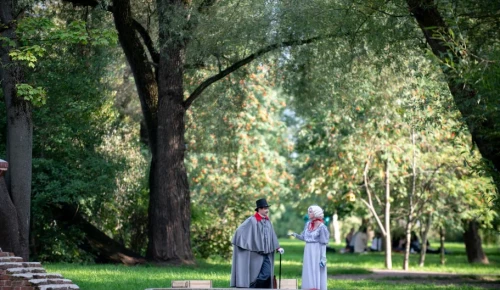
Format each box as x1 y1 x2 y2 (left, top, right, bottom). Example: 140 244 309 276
109 0 194 263
406 0 500 190
0 0 32 261
463 220 489 264
53 204 146 265
0 161 22 255
147 0 193 263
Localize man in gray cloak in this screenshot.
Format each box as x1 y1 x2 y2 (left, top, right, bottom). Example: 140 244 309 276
230 198 284 288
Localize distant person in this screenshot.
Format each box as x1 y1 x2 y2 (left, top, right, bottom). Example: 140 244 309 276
410 232 444 254
230 198 284 288
370 232 383 252
290 205 329 290
344 227 355 253
353 226 368 253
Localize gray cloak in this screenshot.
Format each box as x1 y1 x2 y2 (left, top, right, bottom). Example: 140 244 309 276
230 214 279 288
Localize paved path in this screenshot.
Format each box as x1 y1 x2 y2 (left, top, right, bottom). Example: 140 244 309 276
330 269 500 289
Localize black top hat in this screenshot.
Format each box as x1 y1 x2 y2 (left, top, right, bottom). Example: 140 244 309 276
255 198 270 211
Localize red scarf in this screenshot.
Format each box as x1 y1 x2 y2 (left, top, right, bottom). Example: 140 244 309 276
254 212 269 222
308 218 323 230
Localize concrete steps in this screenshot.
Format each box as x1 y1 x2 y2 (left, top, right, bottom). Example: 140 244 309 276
0 251 79 290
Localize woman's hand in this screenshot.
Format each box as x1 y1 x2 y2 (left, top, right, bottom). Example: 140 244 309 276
320 257 327 268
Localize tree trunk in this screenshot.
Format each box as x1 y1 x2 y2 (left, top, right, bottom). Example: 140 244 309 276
440 226 445 265
406 0 500 190
146 0 193 263
463 220 489 264
384 158 392 269
418 213 431 267
0 161 22 255
0 0 31 261
109 0 194 263
403 129 417 271
53 204 146 265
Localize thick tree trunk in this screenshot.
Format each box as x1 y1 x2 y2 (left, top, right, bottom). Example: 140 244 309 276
0 161 22 255
463 220 489 264
110 0 195 263
53 204 146 265
110 0 193 263
146 0 193 264
407 0 500 189
0 1 31 261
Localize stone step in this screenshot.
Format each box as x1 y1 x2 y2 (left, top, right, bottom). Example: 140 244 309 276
29 278 73 286
0 252 14 257
6 267 47 274
0 256 24 263
37 284 80 290
12 273 63 280
0 262 42 269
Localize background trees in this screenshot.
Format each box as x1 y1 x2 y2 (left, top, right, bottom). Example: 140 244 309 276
1 0 498 267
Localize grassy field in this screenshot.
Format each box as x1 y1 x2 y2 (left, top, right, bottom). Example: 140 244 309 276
44 240 500 290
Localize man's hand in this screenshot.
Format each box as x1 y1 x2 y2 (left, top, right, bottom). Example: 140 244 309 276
277 247 285 254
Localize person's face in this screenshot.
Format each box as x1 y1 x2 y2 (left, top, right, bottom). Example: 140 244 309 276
258 207 269 217
308 209 315 219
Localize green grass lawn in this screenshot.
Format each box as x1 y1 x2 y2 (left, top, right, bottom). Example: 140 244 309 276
44 240 500 290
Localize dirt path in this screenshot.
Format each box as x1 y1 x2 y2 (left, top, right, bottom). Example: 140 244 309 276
330 269 500 289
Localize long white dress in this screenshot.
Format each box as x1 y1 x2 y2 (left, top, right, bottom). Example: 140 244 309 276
295 222 330 290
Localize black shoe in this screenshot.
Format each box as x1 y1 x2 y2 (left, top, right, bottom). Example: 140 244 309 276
254 277 271 288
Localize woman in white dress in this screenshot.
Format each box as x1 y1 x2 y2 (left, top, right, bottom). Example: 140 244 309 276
290 205 330 290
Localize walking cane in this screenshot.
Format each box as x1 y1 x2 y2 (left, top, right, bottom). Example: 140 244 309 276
279 252 282 289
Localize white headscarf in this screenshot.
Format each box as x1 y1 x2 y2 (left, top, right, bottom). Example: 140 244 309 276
308 205 324 219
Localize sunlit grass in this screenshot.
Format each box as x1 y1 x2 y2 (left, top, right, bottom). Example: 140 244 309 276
43 240 500 290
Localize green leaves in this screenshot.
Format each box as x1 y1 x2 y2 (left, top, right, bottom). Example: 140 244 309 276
17 18 118 47
9 45 45 68
15 83 47 106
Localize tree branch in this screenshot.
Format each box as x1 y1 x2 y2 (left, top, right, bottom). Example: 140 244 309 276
62 0 99 8
197 0 220 13
184 32 347 109
132 19 159 64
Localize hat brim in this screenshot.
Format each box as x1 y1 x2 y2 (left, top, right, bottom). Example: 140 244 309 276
255 206 270 211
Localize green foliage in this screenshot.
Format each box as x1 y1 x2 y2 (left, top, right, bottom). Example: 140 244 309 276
185 65 294 255
9 45 45 68
6 13 118 111
283 37 497 239
15 83 46 106
191 203 233 259
22 7 147 261
16 17 118 46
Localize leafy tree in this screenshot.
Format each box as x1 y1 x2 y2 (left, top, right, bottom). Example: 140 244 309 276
403 0 500 263
59 0 340 263
186 66 293 258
